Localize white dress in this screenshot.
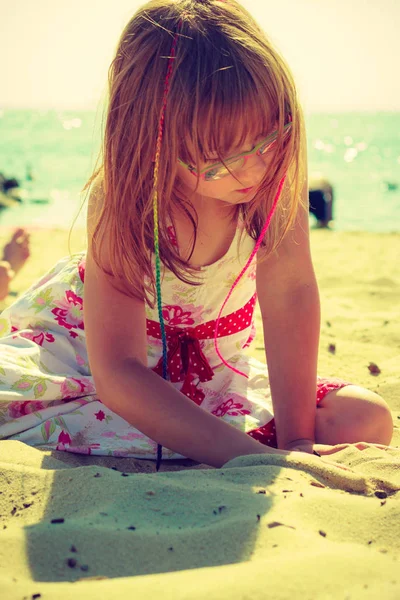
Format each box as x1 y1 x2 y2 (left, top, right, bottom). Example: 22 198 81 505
0 218 352 460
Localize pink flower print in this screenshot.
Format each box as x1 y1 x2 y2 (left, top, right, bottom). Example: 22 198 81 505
8 400 47 419
170 297 211 322
61 377 95 400
76 353 86 367
101 431 117 438
78 258 86 283
161 302 208 326
119 431 143 441
51 291 84 335
162 305 194 326
56 443 100 455
95 410 106 421
35 382 45 396
212 398 251 418
14 381 32 391
19 330 55 347
58 430 71 444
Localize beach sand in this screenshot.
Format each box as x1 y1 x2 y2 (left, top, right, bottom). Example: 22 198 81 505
0 225 399 599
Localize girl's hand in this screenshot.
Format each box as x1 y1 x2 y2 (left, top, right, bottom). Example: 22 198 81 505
283 440 392 472
284 439 390 455
313 442 392 455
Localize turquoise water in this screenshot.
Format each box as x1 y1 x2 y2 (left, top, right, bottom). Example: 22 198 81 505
0 108 399 231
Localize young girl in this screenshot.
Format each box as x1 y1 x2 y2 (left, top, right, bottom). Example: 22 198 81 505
0 0 393 471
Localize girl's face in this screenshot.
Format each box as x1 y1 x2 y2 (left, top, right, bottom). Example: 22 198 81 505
176 130 274 208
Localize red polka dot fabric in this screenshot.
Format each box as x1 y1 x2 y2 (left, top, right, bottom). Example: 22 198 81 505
148 294 257 405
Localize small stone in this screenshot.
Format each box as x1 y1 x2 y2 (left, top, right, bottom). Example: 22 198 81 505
70 545 78 553
374 490 387 499
51 518 65 524
80 564 89 571
368 362 381 375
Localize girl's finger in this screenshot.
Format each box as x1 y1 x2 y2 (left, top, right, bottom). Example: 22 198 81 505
315 442 391 455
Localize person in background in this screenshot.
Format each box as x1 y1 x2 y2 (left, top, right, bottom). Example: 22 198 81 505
0 228 30 301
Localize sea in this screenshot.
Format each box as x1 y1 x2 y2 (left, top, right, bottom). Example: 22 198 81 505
0 108 399 232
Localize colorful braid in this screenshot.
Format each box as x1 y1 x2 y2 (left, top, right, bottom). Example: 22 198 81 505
153 26 181 471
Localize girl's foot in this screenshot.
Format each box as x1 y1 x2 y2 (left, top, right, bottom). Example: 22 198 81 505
2 228 30 274
0 229 30 300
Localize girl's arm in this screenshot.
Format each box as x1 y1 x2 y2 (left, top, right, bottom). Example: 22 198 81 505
84 178 287 468
256 173 321 451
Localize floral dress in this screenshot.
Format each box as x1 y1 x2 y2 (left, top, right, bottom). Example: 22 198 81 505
0 219 352 460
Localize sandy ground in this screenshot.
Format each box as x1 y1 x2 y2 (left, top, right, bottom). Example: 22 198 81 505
0 225 399 599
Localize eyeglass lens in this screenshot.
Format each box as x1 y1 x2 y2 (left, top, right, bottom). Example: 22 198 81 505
204 138 278 181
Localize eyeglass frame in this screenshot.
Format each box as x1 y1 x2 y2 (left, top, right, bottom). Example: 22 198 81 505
177 120 293 182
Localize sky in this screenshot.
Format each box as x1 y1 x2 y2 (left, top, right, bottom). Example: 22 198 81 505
1 0 399 113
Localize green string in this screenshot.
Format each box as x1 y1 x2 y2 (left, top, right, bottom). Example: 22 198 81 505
153 28 180 470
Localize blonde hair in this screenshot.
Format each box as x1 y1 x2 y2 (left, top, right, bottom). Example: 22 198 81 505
83 0 307 308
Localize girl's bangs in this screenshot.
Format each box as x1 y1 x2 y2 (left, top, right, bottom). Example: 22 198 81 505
178 70 280 166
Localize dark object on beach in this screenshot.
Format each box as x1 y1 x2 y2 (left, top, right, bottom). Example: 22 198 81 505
50 517 65 524
2 177 19 192
67 558 77 568
368 362 381 375
309 190 332 226
308 176 334 228
0 171 23 207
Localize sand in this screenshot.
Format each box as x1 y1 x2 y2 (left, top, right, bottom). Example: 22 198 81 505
0 225 399 599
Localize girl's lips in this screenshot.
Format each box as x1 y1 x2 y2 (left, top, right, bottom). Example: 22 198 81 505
237 187 254 193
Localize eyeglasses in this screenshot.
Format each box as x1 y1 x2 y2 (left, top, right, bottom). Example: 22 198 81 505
177 121 292 182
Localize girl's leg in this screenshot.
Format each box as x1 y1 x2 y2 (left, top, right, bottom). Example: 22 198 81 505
315 384 393 446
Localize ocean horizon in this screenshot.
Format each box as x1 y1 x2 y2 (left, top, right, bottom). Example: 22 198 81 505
0 108 399 232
